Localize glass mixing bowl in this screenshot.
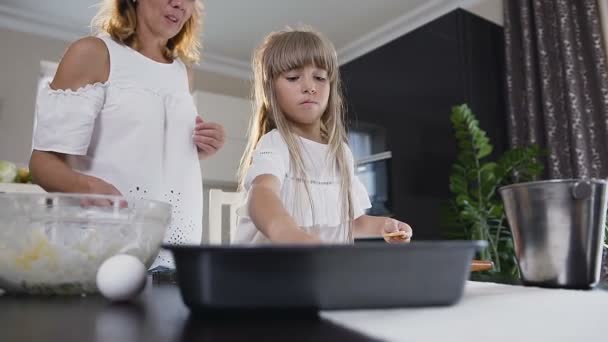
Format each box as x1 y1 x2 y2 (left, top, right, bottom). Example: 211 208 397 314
0 193 172 295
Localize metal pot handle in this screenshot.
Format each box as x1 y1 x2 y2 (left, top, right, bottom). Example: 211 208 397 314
572 180 592 200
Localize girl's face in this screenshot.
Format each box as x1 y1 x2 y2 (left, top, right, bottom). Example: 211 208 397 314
273 65 330 130
136 0 196 40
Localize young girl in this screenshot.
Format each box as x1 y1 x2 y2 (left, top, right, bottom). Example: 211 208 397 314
233 27 412 244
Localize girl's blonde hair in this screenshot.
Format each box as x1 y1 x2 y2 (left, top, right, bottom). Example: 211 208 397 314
238 27 355 241
91 0 203 65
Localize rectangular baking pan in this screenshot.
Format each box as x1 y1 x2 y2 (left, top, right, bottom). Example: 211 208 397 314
164 240 486 313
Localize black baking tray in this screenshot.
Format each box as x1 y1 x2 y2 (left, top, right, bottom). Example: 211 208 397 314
164 240 486 313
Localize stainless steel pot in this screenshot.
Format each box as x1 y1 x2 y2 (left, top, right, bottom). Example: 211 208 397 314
499 179 607 289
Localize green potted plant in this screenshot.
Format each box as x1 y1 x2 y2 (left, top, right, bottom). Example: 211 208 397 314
443 104 544 282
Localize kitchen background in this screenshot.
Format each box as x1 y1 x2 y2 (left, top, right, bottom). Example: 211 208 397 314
0 0 513 242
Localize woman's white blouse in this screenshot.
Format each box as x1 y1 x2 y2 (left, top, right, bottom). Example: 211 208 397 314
32 35 203 268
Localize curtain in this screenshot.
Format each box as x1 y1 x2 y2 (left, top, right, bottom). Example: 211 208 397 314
504 0 608 179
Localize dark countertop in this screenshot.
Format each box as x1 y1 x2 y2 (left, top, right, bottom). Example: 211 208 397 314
0 279 378 342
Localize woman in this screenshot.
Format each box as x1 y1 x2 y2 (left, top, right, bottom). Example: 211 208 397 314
29 0 224 268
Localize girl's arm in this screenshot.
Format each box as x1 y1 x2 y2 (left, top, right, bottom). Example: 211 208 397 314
353 215 386 237
353 215 413 242
248 174 321 244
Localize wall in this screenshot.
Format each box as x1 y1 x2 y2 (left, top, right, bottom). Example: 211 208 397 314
193 90 252 243
195 90 251 186
464 0 503 26
0 28 250 166
0 28 66 166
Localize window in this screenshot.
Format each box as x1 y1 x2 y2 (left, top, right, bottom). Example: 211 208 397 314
348 124 391 216
348 130 373 160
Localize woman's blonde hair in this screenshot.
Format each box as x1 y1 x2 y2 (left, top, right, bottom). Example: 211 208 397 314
91 0 203 65
238 27 355 241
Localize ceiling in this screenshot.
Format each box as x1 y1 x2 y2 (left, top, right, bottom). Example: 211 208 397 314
0 0 497 79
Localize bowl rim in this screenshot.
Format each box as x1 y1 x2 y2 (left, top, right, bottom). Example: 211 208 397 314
498 178 608 192
0 192 172 209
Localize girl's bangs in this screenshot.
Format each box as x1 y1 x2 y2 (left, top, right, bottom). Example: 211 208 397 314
267 32 337 79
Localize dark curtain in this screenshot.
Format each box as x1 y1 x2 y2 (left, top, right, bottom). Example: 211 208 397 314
504 0 608 179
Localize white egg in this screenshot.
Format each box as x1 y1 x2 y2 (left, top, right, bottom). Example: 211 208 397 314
96 254 147 301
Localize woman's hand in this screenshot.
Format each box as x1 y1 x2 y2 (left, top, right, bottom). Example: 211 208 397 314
194 116 225 159
381 218 413 243
82 174 122 196
79 174 126 207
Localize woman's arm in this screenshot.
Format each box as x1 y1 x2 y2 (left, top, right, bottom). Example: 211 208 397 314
30 37 115 194
248 174 320 244
50 36 109 91
29 150 121 195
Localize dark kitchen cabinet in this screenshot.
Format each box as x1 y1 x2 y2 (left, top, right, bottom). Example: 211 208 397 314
342 9 506 239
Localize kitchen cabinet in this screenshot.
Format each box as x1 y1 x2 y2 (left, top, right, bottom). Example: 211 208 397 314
341 9 506 239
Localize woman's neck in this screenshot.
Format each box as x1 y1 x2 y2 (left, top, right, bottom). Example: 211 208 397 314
134 28 171 63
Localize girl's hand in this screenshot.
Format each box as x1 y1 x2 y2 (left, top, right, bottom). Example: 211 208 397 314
193 116 225 159
382 218 413 243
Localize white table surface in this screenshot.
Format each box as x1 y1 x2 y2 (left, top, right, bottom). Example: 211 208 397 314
321 281 608 342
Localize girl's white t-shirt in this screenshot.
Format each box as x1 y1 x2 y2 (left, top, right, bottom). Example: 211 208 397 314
233 129 371 244
32 35 203 268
